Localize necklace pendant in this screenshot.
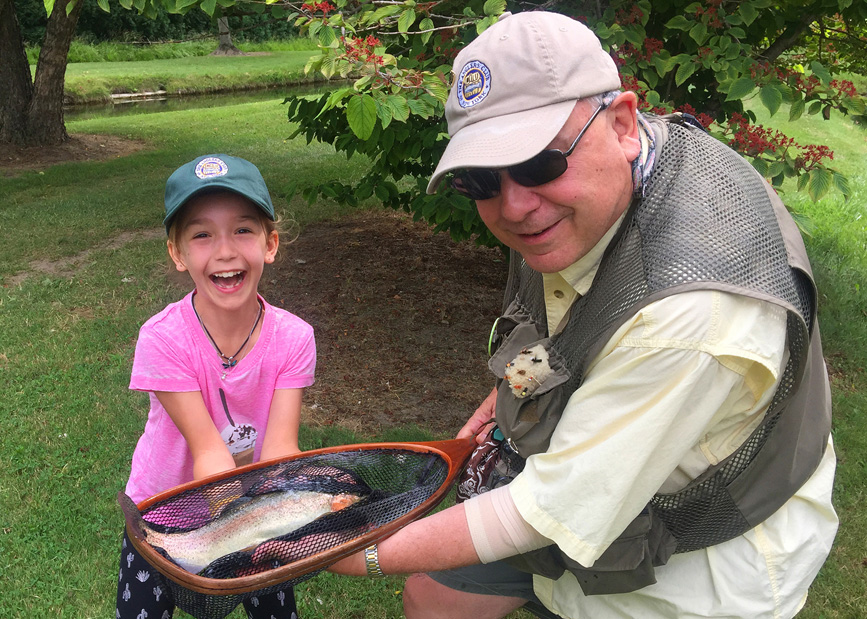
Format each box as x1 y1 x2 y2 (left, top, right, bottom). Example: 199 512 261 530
222 359 237 369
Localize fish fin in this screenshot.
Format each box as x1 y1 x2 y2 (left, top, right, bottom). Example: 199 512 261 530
117 491 149 543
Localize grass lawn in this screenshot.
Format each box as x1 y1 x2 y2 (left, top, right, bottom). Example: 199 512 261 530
61 51 324 104
0 88 864 618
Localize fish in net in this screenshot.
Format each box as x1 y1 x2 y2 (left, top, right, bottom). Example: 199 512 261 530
119 438 474 619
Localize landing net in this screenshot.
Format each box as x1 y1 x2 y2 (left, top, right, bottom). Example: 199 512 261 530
119 438 473 619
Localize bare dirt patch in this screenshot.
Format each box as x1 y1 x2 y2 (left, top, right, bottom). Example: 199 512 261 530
260 210 508 437
0 134 149 176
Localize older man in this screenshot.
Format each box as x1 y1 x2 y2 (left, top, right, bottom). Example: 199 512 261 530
327 11 838 619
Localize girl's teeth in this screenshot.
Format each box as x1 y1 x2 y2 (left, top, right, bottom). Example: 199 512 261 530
211 271 244 287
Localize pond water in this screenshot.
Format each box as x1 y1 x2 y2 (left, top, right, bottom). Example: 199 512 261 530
64 83 336 122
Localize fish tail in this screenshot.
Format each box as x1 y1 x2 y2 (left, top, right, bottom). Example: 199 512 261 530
117 491 149 543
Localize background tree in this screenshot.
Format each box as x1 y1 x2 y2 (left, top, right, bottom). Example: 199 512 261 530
278 0 866 245
1 0 83 146
0 0 293 148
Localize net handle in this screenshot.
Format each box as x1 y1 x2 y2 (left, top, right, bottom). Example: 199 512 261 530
120 436 476 595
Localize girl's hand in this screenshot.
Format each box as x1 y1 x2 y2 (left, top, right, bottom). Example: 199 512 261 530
457 387 498 444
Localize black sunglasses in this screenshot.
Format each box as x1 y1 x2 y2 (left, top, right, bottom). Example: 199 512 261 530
450 103 609 201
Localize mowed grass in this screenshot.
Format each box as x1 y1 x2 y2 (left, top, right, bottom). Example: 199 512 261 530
0 89 865 619
61 51 324 104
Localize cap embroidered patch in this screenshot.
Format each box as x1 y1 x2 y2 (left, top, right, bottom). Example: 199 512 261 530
195 157 229 179
456 60 491 108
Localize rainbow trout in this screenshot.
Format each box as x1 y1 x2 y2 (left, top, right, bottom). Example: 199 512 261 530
135 489 361 574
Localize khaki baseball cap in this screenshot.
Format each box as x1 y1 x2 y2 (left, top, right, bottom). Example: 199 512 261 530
163 154 275 233
427 11 621 193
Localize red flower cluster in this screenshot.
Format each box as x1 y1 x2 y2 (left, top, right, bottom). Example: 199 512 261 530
301 1 335 14
342 35 384 66
615 5 645 25
675 103 714 129
727 113 793 157
798 144 834 171
694 4 724 28
726 113 834 171
830 79 857 98
618 38 664 63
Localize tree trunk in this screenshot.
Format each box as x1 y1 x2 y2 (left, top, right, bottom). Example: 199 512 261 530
0 0 35 144
0 0 82 147
212 17 244 56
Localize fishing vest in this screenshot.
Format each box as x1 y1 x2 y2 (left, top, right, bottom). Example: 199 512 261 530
487 115 832 595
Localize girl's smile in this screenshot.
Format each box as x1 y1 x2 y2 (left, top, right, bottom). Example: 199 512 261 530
168 191 278 319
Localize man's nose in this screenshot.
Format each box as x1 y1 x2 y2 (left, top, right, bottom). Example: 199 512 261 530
496 171 540 222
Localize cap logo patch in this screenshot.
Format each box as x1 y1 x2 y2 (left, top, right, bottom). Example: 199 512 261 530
195 157 229 180
457 60 491 108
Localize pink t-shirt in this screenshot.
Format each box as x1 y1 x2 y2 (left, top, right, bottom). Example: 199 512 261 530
125 292 315 503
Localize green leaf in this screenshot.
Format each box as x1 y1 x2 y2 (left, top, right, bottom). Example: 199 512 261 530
96 0 110 11
476 14 497 34
675 61 697 87
407 97 435 117
797 171 810 192
65 0 78 15
766 161 785 179
808 100 823 115
347 94 378 140
419 17 434 44
482 0 506 16
624 26 645 46
43 0 55 15
751 158 768 177
789 98 805 122
318 25 337 47
376 98 394 129
397 9 415 33
725 76 756 101
739 3 758 25
809 61 832 86
807 168 832 202
759 84 782 116
833 172 851 199
665 15 692 30
366 5 401 23
422 73 450 102
689 22 707 44
645 90 661 107
200 0 216 16
386 95 410 122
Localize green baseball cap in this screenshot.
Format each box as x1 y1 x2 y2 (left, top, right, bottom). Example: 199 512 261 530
163 154 275 233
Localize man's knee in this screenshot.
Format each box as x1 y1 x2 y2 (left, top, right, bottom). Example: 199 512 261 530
403 573 441 618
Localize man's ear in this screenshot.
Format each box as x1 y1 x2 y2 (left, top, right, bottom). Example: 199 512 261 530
264 230 279 264
167 240 188 272
609 92 641 162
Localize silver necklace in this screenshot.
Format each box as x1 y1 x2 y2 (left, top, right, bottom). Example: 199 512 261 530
192 295 263 369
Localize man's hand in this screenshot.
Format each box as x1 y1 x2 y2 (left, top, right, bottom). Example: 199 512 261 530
457 387 498 444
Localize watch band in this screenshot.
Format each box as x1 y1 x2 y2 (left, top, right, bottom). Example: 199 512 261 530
364 544 385 578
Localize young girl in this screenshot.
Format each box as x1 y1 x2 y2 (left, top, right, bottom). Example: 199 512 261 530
116 154 315 619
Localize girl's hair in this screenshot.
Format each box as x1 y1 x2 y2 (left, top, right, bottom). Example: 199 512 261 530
166 189 280 249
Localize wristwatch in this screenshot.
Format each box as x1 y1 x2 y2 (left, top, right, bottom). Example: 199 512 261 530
364 544 385 578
